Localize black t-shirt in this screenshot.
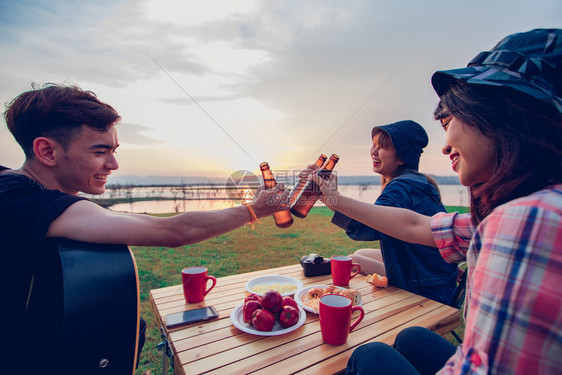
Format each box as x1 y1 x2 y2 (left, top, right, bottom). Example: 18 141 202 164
0 167 86 363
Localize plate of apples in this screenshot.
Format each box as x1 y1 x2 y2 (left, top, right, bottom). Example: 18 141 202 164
230 290 306 336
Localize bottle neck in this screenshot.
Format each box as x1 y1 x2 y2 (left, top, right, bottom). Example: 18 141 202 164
260 165 277 188
263 178 277 188
323 158 338 171
315 155 327 168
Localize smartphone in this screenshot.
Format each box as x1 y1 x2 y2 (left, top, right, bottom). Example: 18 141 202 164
165 306 219 328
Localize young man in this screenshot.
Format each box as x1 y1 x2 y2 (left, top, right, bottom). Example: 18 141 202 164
1 84 290 372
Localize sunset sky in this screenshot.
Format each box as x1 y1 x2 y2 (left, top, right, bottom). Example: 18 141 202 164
1 0 560 181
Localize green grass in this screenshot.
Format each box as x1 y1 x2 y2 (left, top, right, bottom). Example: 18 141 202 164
445 206 470 214
132 206 466 374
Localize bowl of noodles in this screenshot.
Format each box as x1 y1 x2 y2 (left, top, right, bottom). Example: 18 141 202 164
245 275 303 297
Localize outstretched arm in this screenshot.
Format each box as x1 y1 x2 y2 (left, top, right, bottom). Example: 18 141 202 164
47 184 290 247
309 173 436 247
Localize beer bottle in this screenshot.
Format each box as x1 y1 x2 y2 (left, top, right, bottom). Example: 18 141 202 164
259 162 294 228
288 154 327 206
290 154 339 219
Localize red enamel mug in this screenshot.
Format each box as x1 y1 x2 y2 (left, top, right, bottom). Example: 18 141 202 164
331 255 361 286
182 266 216 304
319 294 364 346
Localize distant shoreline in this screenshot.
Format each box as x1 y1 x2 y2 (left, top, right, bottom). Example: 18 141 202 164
90 181 468 210
105 174 461 187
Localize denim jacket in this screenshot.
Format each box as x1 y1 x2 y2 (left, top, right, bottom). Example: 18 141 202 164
332 171 458 305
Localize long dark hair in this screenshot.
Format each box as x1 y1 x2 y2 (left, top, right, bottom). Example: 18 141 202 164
436 82 562 224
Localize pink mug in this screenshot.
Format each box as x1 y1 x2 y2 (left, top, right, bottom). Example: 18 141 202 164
182 267 216 304
319 294 364 346
331 255 361 286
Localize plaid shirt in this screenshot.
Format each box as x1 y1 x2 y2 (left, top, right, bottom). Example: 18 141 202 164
431 185 562 375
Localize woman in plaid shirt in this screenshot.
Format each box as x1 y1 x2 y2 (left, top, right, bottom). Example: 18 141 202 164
307 29 562 374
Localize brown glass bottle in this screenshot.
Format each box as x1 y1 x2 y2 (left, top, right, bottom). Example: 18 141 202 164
259 162 294 228
288 154 327 206
290 154 339 219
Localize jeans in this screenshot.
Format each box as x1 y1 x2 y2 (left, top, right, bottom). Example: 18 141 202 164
345 327 456 375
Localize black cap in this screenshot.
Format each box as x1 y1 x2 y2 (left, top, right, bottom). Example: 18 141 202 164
432 28 562 113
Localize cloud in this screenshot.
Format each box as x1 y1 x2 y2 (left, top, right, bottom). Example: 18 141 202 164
1 0 561 178
159 94 240 106
117 122 165 146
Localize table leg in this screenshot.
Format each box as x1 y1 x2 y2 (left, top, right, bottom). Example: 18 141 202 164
157 327 174 374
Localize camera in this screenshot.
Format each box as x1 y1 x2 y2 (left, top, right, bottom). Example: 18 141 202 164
300 254 332 277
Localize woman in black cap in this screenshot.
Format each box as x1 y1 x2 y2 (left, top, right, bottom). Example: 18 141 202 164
308 28 561 374
330 120 458 305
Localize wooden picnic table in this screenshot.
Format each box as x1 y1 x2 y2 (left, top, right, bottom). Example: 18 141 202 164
149 264 460 374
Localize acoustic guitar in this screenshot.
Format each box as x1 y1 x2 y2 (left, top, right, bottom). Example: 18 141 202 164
22 238 140 374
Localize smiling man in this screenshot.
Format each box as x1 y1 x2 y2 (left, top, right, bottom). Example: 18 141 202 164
0 83 290 373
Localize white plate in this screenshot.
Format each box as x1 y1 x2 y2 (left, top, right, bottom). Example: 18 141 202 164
295 285 362 314
245 275 303 296
230 303 306 336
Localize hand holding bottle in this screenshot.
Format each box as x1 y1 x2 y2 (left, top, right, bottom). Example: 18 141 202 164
309 172 341 206
249 183 291 220
295 163 323 184
258 162 294 228
290 154 339 218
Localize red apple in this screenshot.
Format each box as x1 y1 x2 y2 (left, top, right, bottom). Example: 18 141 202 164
278 305 300 328
244 293 263 304
282 296 298 309
251 309 276 331
261 290 283 313
243 300 262 324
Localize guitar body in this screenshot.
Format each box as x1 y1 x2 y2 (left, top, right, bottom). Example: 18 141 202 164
23 239 140 374
57 238 140 374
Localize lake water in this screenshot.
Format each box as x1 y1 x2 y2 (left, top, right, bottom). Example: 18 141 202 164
90 184 469 214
